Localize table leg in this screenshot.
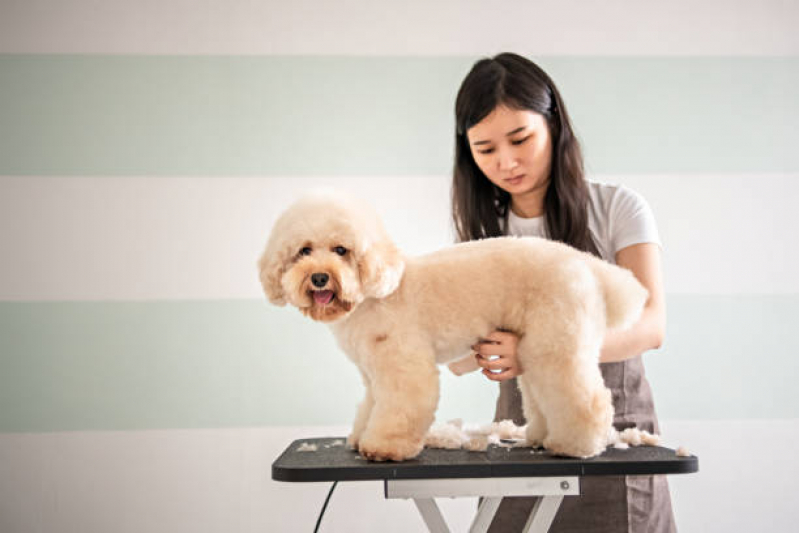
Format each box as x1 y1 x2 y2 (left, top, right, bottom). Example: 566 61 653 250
388 477 577 533
522 495 564 533
413 498 450 533
469 497 502 533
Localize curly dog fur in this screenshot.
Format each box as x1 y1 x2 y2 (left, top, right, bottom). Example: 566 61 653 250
258 190 648 460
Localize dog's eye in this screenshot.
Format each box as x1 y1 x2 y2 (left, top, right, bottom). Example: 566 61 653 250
299 247 312 256
333 246 348 257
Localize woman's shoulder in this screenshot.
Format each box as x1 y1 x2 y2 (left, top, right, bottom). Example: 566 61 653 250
586 180 649 208
586 180 655 223
585 179 661 255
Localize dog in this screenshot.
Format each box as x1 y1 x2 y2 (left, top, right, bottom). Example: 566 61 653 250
258 190 648 460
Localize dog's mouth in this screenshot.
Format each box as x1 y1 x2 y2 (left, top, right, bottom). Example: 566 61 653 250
311 289 336 306
302 284 353 322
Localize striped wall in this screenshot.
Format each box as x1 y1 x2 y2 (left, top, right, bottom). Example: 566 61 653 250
1 1 798 532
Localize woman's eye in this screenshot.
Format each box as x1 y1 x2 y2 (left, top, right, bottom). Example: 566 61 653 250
299 247 312 256
333 246 348 257
478 136 530 154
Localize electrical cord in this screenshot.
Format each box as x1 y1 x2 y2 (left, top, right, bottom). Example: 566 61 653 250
313 481 338 533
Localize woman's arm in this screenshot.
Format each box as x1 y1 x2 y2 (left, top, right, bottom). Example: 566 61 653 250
599 242 666 363
447 354 481 375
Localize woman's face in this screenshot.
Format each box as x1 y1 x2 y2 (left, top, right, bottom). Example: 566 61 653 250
466 105 553 211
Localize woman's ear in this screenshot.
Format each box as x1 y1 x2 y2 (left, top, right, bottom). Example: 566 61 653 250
257 244 288 306
358 239 405 299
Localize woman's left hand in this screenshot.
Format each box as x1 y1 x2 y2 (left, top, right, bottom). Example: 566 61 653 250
472 330 522 381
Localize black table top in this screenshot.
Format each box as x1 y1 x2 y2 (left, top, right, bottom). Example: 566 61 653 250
273 437 699 482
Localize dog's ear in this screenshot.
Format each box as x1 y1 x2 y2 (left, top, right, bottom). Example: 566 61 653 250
358 239 405 299
257 241 289 306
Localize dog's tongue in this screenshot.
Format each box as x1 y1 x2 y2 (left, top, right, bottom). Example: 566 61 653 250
313 290 334 305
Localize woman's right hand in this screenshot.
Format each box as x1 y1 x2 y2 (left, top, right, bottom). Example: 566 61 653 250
472 330 522 381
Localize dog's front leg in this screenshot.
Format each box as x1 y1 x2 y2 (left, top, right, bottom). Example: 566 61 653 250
347 370 374 451
357 346 439 462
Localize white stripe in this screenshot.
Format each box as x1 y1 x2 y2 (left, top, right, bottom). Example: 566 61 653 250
612 174 799 295
0 421 796 533
1 174 797 301
1 0 797 56
0 176 452 301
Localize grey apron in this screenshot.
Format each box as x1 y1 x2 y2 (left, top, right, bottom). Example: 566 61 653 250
488 356 677 533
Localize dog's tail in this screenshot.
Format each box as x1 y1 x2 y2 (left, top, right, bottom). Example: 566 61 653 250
588 257 649 331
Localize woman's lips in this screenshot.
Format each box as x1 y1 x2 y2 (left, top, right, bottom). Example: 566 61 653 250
505 174 525 186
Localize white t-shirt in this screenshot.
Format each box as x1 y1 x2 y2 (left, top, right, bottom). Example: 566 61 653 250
504 181 661 265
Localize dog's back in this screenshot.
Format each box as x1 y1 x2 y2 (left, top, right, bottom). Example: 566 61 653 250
365 237 590 360
397 235 646 336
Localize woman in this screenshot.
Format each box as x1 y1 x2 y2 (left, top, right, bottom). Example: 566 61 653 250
449 52 677 532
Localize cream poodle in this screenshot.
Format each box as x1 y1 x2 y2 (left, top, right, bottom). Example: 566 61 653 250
258 191 648 460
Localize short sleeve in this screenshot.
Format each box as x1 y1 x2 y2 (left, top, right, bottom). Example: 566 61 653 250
608 186 662 255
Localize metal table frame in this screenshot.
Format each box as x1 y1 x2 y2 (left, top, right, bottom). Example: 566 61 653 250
273 438 699 533
385 476 579 533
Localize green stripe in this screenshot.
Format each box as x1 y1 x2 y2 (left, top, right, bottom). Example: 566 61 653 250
1 55 797 175
0 296 796 432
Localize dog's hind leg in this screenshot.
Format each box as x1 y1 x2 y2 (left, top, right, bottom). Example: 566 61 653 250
357 343 439 461
516 333 613 459
347 369 374 451
516 377 547 448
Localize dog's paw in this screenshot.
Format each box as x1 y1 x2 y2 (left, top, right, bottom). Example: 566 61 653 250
527 437 545 449
346 434 361 451
543 436 604 459
358 436 423 462
525 422 547 448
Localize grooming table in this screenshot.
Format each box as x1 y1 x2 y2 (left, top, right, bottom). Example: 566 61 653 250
273 437 699 533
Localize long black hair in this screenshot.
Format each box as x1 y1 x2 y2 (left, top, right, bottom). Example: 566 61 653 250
452 52 599 256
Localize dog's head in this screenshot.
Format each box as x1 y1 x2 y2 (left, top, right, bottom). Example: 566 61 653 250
258 191 405 322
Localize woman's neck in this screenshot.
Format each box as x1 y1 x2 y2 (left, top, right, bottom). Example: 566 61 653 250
510 188 546 218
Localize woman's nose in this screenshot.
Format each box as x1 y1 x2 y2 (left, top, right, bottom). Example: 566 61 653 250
497 147 518 171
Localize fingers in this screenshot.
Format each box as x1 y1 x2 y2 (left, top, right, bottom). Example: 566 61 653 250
476 353 509 371
471 330 518 356
483 329 518 344
481 366 521 381
471 330 522 382
471 341 511 357
474 353 521 381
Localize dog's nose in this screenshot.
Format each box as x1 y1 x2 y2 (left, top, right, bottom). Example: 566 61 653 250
311 273 329 288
